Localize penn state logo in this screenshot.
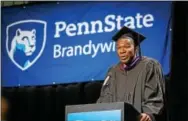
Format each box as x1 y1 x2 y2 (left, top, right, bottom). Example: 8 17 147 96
6 20 47 71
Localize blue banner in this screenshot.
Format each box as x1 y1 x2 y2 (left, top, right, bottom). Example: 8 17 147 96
2 2 172 87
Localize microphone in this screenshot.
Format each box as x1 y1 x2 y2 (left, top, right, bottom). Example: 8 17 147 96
103 72 112 86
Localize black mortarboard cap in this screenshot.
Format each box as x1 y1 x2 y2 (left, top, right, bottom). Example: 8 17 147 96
112 26 146 46
112 26 146 56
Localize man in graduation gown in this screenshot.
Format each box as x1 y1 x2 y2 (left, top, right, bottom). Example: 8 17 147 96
97 26 165 121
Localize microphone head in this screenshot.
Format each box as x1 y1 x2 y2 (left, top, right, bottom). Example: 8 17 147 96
103 72 112 86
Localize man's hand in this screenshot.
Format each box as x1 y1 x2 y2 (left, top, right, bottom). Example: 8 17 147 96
139 113 152 121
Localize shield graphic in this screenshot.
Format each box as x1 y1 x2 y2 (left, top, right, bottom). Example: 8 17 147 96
6 20 47 71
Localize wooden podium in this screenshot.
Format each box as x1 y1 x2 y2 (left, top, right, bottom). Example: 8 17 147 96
65 102 140 121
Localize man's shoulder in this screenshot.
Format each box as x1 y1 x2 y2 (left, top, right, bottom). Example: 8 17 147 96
107 62 122 72
141 56 162 70
142 56 161 65
107 64 118 71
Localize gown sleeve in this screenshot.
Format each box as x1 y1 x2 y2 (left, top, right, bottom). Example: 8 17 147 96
142 60 165 121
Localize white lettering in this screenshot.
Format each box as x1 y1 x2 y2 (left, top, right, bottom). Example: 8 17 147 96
66 46 74 57
77 22 90 35
54 13 155 37
143 14 154 27
124 16 135 29
116 15 124 30
92 43 101 58
54 22 66 38
53 44 62 58
61 47 67 57
75 45 82 56
90 20 103 34
83 40 92 55
101 42 113 53
66 24 77 36
53 40 118 59
112 42 116 52
104 14 116 32
135 13 143 28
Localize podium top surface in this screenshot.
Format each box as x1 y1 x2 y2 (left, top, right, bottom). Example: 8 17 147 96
66 102 125 113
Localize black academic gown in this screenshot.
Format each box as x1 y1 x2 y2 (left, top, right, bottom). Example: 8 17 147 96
97 56 165 121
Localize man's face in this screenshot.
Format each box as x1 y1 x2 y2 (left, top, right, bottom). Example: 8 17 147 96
116 38 136 64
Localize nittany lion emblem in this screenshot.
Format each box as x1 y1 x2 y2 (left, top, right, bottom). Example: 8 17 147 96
6 20 47 71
